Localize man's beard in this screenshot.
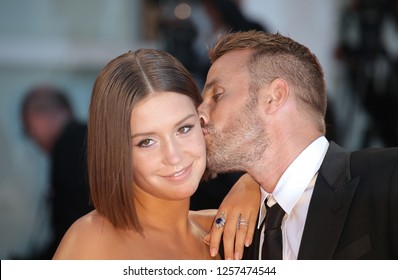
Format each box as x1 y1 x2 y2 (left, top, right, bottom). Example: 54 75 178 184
205 107 269 174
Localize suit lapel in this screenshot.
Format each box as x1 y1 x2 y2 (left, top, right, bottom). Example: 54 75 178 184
298 142 360 259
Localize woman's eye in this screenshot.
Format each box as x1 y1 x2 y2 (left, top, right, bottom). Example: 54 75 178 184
178 125 193 134
137 139 154 147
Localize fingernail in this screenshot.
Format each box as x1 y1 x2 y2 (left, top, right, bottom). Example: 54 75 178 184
245 239 251 247
210 248 217 257
225 256 232 260
234 252 241 260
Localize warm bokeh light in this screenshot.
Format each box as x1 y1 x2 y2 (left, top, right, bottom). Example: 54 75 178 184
174 3 191 20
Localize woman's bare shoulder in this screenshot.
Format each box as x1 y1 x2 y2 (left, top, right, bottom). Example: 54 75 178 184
189 209 217 232
52 210 115 259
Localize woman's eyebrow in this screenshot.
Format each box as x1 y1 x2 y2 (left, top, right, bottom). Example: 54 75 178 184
131 113 196 139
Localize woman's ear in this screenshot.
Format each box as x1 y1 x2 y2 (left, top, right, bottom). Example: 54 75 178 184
261 78 289 114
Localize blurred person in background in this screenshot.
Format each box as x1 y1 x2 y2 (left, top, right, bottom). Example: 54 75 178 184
21 84 93 258
335 0 398 147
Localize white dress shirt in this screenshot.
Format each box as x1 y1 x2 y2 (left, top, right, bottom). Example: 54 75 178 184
258 136 329 259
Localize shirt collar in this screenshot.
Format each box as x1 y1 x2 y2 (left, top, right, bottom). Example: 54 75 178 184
259 136 329 222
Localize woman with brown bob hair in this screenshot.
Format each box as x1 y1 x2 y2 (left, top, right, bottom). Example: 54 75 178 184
52 49 259 259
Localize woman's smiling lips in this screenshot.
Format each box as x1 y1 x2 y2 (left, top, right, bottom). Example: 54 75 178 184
162 164 193 182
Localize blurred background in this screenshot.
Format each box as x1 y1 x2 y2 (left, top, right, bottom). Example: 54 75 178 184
1 0 397 259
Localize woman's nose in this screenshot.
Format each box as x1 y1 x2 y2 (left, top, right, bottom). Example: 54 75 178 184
163 139 183 165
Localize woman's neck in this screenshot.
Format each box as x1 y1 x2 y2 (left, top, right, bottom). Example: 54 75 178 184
133 189 192 235
113 187 218 259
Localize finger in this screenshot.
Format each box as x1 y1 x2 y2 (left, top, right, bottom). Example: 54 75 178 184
234 216 249 260
245 211 257 247
222 213 237 260
209 211 226 257
203 233 210 245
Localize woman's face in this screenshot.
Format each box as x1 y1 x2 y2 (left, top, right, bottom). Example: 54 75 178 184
130 91 206 201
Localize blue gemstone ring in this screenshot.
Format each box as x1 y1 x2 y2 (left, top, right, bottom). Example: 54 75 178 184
215 211 226 229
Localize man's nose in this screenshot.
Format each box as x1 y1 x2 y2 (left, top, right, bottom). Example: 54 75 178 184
200 116 205 127
198 103 208 127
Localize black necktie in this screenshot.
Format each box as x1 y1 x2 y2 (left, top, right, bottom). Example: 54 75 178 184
261 201 285 260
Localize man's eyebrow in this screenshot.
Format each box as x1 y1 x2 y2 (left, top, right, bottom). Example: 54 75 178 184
203 79 218 93
131 114 196 139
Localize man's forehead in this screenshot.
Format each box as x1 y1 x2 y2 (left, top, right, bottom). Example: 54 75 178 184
211 49 251 74
213 48 252 64
205 51 251 87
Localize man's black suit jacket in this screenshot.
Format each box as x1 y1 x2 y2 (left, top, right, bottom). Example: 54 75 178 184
244 142 398 259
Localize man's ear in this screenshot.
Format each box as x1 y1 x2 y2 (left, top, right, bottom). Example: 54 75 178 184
261 78 289 114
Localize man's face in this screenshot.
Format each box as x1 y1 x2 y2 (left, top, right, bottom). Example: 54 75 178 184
198 49 269 173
